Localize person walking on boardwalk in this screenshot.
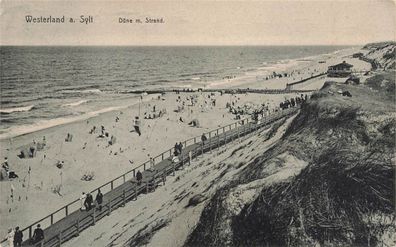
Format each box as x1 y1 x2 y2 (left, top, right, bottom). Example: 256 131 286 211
95 189 103 211
13 226 23 247
133 116 141 136
178 142 183 154
174 143 179 156
31 224 44 244
80 192 87 211
150 157 155 169
136 170 143 185
201 133 207 144
85 193 93 210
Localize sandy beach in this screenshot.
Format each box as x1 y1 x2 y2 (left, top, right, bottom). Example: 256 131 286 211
0 46 371 240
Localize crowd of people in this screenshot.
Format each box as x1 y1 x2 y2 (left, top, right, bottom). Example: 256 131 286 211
279 94 308 110
4 223 44 247
79 189 103 212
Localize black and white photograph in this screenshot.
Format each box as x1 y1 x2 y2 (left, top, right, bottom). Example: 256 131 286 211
0 0 395 246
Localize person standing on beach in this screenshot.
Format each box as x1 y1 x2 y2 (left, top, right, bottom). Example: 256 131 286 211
95 189 103 211
133 116 141 136
13 226 23 247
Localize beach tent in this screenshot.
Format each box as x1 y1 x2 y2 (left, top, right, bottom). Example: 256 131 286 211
17 144 37 159
0 168 7 181
189 119 200 127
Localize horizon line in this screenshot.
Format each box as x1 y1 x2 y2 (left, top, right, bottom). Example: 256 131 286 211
0 44 363 47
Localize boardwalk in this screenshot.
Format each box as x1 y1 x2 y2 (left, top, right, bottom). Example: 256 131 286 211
5 108 298 247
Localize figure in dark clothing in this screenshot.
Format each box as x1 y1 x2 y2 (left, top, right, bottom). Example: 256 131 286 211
84 193 93 210
201 134 207 144
14 226 23 247
31 224 44 244
291 98 296 107
174 143 180 156
178 142 183 154
136 170 143 185
133 117 141 136
96 189 103 211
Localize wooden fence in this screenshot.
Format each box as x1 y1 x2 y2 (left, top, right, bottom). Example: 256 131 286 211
1 107 299 247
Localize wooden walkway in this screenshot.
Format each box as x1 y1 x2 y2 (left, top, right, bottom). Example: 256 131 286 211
5 108 298 247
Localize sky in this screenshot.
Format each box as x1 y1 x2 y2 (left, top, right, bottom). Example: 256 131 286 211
0 0 395 46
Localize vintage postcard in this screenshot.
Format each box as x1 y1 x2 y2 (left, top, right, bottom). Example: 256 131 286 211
0 0 395 246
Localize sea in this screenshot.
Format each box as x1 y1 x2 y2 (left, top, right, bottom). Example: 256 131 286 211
0 46 351 139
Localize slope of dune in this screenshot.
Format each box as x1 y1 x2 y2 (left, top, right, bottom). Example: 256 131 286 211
185 71 395 246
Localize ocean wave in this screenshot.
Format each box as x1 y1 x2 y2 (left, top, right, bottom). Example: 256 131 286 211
0 94 161 140
180 72 212 78
149 79 171 84
0 105 35 114
61 100 89 107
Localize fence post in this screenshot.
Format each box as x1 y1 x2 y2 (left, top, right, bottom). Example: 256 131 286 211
224 128 227 145
194 137 196 144
58 231 62 246
107 200 112 216
29 226 32 239
217 129 220 150
162 153 164 160
169 149 172 157
123 174 126 183
65 205 68 216
133 169 136 177
51 214 54 225
111 181 114 190
92 208 96 225
237 122 240 140
209 132 212 153
76 218 80 236
123 190 126 206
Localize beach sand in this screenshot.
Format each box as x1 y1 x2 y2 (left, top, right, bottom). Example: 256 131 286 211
0 90 296 238
0 46 371 239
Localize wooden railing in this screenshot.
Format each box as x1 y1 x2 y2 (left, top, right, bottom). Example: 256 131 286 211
1 107 299 247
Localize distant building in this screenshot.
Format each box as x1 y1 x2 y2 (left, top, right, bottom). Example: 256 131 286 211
327 61 353 77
